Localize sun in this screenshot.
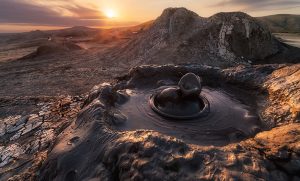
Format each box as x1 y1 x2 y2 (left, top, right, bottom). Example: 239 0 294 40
104 9 117 18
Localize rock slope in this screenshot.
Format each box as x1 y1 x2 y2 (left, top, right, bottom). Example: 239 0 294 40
111 8 299 67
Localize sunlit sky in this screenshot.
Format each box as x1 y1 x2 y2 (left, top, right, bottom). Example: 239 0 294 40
0 0 300 33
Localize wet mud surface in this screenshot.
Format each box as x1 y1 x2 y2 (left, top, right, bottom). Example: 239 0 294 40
117 86 262 146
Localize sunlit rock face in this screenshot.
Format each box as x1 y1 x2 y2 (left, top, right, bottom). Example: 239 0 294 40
36 64 300 181
211 12 278 60
115 8 292 67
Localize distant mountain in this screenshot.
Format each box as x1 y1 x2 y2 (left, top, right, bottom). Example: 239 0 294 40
258 14 300 33
47 26 100 37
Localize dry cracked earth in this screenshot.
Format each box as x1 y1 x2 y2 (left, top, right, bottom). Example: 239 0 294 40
0 8 300 181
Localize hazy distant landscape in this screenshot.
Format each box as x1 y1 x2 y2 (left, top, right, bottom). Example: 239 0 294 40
274 33 300 48
258 14 300 33
257 14 300 48
1 14 299 62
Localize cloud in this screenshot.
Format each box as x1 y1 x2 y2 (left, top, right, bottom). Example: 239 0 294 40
212 0 300 11
0 0 106 26
60 4 105 20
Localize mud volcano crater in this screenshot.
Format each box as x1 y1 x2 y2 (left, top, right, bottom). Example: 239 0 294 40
39 64 300 181
90 65 266 146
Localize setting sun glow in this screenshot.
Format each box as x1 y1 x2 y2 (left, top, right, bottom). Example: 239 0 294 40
104 9 117 18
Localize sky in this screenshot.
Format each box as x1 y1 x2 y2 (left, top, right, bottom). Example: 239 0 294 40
0 0 300 33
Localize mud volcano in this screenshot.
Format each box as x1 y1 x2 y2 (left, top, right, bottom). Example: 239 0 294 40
109 70 264 146
37 64 300 181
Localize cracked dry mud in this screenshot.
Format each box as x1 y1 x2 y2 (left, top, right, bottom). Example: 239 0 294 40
0 96 83 180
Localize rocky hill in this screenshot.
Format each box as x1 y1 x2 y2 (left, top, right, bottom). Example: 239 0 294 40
112 8 299 67
21 41 82 59
258 14 300 33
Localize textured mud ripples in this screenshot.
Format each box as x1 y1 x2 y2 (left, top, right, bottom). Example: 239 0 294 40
118 87 262 146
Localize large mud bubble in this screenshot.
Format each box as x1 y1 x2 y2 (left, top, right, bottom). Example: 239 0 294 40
40 64 300 181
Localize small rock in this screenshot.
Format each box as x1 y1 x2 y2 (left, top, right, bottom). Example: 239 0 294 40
7 123 25 133
21 123 33 135
0 157 12 168
10 131 22 141
0 144 24 167
113 112 127 125
16 116 29 126
33 121 43 130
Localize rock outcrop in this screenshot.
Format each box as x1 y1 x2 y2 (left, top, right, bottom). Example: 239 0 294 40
112 8 299 67
262 64 300 126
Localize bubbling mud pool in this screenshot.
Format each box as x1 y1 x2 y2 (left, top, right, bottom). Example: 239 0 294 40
116 86 263 146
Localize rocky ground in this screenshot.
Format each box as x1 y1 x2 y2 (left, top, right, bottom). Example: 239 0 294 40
0 7 299 181
0 95 83 180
